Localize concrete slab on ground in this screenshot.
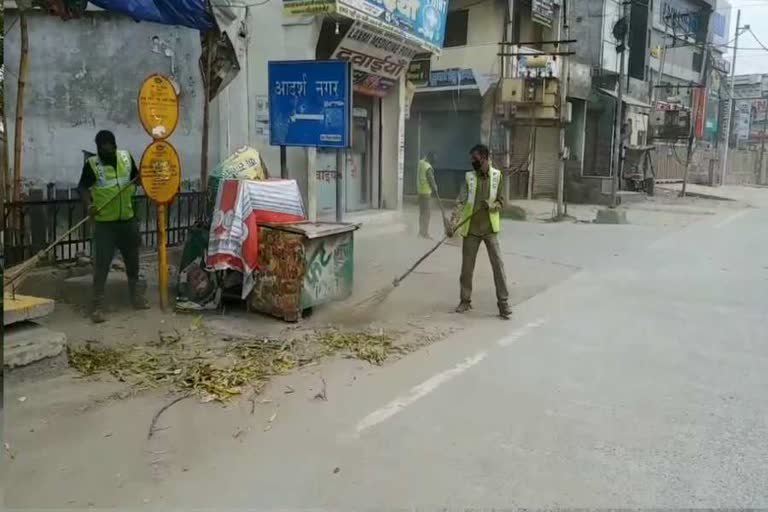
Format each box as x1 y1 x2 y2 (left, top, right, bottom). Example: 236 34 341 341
3 294 56 326
594 209 628 224
4 322 67 368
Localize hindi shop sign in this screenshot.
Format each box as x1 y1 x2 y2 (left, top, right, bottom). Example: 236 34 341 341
332 22 419 97
335 0 448 53
268 60 352 148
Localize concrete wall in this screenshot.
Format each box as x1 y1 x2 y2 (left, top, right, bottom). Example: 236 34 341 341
429 0 505 84
3 10 204 189
569 0 606 69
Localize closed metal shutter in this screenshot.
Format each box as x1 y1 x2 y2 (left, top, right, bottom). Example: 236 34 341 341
532 127 559 197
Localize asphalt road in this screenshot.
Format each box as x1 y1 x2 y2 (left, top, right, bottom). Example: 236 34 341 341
5 202 768 508
162 205 767 507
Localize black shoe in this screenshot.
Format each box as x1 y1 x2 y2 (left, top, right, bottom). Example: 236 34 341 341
499 304 512 320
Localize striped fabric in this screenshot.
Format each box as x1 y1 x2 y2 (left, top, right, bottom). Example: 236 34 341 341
207 179 306 298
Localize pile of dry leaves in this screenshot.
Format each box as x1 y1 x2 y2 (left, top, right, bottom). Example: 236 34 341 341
68 324 404 402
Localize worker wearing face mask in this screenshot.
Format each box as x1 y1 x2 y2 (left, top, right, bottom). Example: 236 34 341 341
446 143 511 320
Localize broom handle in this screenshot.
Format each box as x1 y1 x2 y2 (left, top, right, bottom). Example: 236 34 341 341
432 188 449 226
393 209 480 287
4 177 139 286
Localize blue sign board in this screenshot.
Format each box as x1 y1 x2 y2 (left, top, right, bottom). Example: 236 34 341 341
336 0 448 52
268 60 352 148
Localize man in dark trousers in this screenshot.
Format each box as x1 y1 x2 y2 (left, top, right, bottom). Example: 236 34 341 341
447 144 511 319
78 130 148 323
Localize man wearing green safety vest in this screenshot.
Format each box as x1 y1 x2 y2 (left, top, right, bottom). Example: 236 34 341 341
78 130 149 323
447 143 511 319
416 152 439 238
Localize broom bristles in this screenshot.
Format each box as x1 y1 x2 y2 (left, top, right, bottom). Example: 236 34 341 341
352 283 396 309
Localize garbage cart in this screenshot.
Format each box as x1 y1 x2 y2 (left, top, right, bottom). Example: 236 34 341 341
247 222 359 321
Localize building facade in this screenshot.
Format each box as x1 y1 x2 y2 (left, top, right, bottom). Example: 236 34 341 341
4 0 449 220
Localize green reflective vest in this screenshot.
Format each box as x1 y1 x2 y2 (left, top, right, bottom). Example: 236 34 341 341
460 167 502 237
417 159 433 195
87 150 136 222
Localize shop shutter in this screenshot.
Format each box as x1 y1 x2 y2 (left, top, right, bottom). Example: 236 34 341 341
532 127 560 197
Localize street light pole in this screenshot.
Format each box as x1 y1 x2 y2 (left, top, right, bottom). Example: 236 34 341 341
556 0 570 218
721 9 742 187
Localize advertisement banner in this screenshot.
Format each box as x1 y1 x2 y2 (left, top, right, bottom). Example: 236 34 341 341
750 99 768 140
335 0 449 53
735 100 751 142
332 22 420 97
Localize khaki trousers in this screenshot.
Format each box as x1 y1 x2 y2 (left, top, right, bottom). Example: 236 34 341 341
460 233 509 306
418 194 432 237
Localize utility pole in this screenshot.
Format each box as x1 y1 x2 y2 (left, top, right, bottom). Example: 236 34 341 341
610 0 630 208
760 113 767 181
556 0 570 218
721 9 742 187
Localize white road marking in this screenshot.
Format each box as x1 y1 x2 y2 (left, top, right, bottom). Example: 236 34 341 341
355 351 488 434
497 319 546 347
355 320 546 435
714 209 750 229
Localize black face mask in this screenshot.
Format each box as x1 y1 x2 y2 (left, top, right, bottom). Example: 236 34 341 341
471 160 483 171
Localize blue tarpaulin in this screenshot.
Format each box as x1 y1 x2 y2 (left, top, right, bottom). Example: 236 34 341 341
88 0 215 30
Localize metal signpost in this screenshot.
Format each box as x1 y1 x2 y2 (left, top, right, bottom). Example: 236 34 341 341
268 60 352 222
138 73 181 310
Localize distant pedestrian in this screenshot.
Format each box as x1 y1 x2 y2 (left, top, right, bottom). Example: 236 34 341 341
447 144 511 319
78 130 148 323
417 151 439 239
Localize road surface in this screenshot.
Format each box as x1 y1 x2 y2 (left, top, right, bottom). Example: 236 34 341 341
4 201 768 508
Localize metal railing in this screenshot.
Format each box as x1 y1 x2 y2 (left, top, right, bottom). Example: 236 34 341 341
2 190 205 268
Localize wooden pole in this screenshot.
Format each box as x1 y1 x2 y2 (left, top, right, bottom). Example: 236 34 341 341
13 12 29 201
157 203 169 311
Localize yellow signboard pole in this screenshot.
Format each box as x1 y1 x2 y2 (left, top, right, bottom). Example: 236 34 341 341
157 203 169 311
138 73 181 313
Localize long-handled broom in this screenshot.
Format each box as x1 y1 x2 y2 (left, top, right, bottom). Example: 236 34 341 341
353 209 480 309
4 178 139 292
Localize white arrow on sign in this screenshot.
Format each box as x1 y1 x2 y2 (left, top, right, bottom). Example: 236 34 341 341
291 113 325 122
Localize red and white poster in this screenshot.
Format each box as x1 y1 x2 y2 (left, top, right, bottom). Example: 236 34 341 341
332 22 419 97
207 179 305 298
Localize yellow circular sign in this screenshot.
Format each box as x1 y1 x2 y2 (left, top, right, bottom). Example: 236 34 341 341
138 73 179 140
140 140 182 204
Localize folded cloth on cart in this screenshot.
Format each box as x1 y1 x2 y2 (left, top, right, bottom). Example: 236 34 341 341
206 146 269 219
207 178 305 298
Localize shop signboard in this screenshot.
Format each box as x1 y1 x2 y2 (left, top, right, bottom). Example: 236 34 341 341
335 0 449 53
331 22 419 97
531 0 554 28
407 53 431 86
268 60 352 148
283 0 336 14
426 68 475 88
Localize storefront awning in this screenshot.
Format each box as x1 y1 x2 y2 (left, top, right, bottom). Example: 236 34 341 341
598 88 653 110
